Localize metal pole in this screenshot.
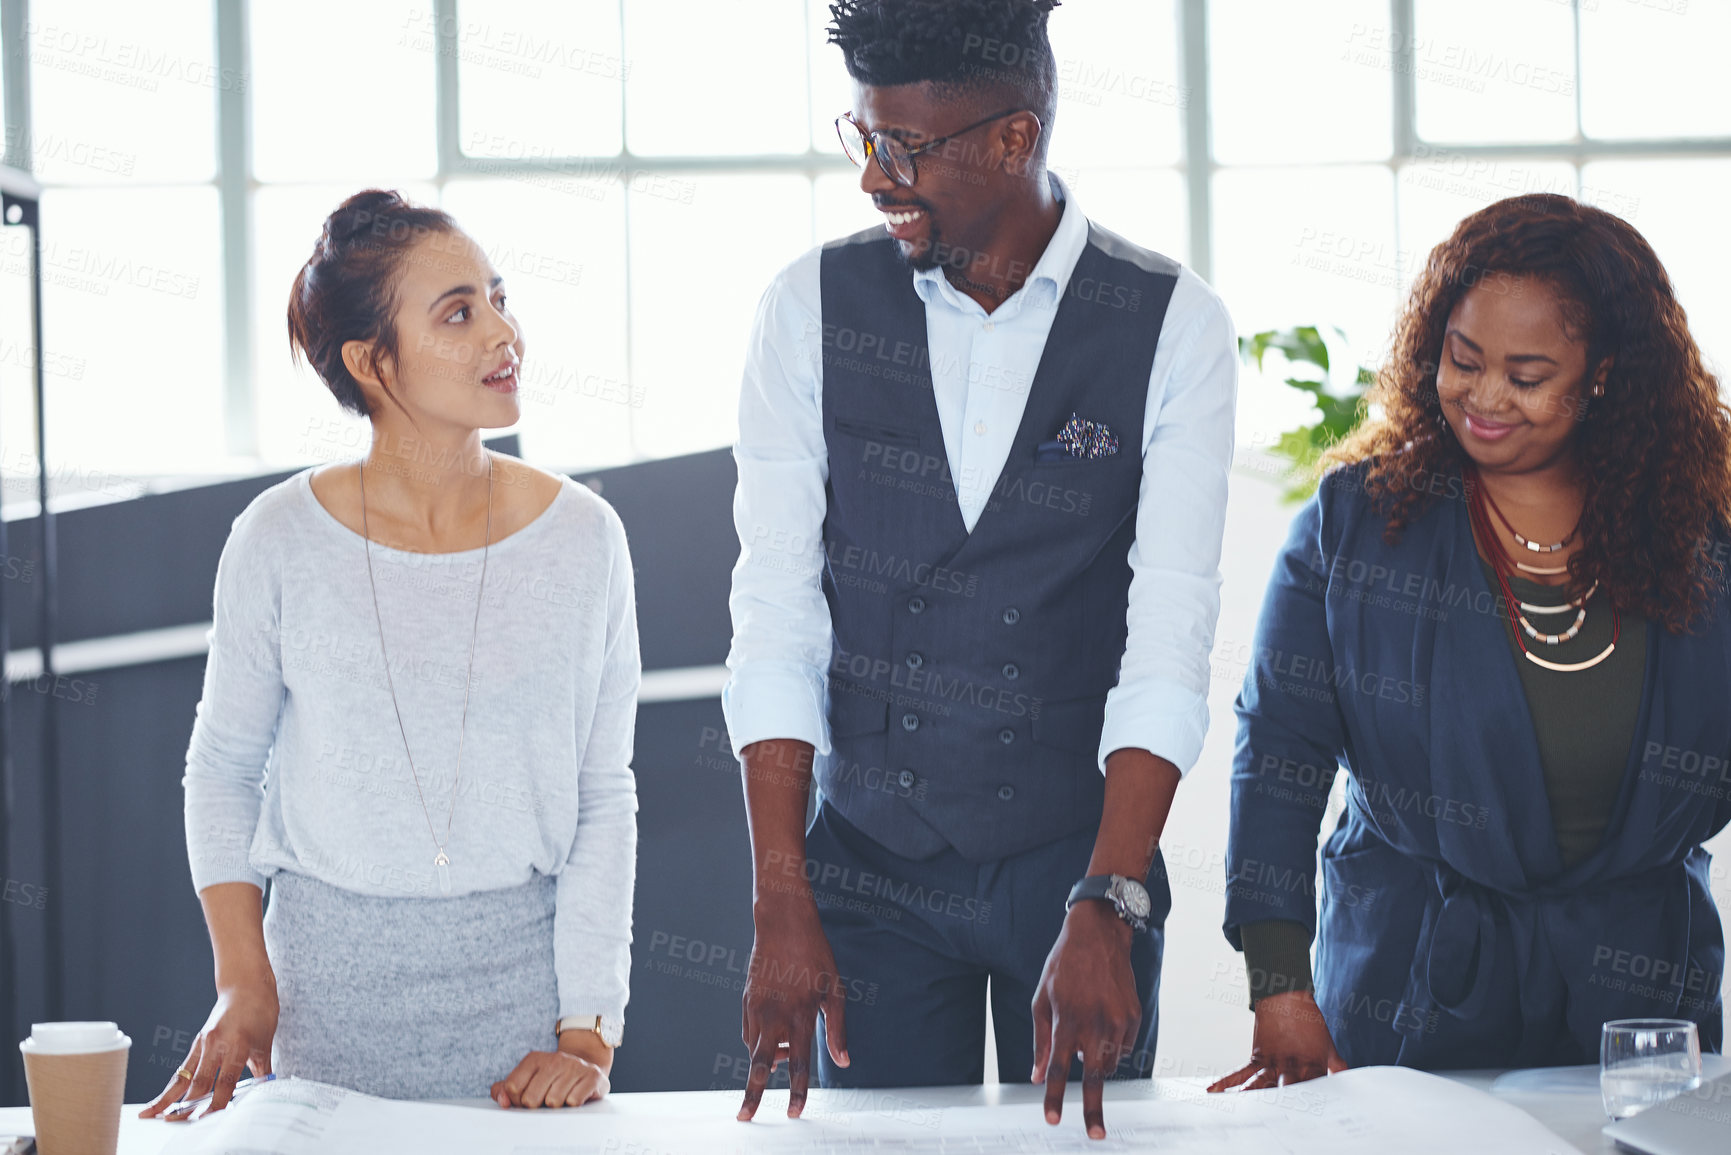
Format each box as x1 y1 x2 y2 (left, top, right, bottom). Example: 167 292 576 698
28 186 59 1024
0 190 17 1102
0 0 30 1100
0 163 43 1105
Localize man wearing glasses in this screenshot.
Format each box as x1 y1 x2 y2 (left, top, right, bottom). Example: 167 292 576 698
724 0 1236 1139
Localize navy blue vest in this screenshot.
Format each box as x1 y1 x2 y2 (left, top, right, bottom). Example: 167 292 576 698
817 221 1179 862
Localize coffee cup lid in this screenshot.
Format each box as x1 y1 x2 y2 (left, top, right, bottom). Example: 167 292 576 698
19 1021 130 1055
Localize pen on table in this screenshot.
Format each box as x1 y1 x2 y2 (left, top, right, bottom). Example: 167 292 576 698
164 1072 276 1116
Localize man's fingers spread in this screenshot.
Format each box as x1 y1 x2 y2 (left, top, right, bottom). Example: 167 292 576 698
1042 1038 1073 1125
1082 1061 1107 1140
787 1034 813 1119
738 1043 774 1122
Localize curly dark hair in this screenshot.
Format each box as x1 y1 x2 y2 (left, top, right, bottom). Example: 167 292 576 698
827 0 1061 128
286 188 459 417
1325 192 1731 634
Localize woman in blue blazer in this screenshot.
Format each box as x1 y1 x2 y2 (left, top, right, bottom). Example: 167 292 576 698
1212 193 1731 1088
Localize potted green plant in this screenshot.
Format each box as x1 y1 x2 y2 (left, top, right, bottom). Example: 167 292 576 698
1239 324 1374 502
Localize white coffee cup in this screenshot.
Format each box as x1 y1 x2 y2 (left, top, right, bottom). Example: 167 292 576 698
19 1022 131 1155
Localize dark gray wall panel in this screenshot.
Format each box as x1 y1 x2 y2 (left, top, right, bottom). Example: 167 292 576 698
1 445 751 1104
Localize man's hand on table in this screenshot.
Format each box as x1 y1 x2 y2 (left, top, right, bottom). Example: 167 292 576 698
1031 899 1142 1141
1207 989 1347 1092
737 894 849 1122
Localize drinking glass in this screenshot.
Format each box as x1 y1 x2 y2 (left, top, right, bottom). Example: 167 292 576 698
1601 1018 1702 1120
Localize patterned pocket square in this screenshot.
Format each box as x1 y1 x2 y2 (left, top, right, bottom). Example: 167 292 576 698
1054 412 1119 459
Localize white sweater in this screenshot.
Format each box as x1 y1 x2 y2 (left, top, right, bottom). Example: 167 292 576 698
182 467 640 1026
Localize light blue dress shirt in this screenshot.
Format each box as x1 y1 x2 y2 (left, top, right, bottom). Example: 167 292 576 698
724 178 1238 778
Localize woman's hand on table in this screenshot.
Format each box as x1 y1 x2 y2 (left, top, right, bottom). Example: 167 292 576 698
1207 990 1347 1092
139 970 279 1120
492 1034 612 1109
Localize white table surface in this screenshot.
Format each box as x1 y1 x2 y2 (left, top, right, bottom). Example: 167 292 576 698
4 1056 1728 1154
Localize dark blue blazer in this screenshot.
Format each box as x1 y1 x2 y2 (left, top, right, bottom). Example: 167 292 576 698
1226 458 1730 1068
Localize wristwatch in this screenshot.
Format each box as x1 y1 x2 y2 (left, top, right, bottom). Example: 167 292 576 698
555 1014 624 1049
1066 874 1152 933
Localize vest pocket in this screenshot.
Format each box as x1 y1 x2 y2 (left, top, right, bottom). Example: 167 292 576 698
828 682 891 736
1030 694 1108 755
833 417 920 447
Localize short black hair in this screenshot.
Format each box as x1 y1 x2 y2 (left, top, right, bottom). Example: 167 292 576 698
827 0 1060 128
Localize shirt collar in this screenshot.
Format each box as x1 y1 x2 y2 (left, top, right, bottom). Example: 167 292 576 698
910 172 1087 315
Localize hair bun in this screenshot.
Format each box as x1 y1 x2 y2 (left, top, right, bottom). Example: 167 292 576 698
287 188 458 420
320 189 409 256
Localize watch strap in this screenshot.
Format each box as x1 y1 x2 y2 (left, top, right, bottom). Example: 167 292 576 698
1066 873 1149 933
555 1013 624 1049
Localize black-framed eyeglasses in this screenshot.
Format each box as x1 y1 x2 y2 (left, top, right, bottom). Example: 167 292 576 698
834 108 1026 188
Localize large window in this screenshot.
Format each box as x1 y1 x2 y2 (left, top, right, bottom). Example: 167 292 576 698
5 0 1727 487
1213 0 1731 385
21 0 223 481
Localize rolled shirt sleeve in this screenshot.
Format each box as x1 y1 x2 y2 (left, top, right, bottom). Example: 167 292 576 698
722 249 836 758
1099 269 1238 776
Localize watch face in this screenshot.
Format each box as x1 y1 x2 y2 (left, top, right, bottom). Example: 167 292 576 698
1114 878 1152 919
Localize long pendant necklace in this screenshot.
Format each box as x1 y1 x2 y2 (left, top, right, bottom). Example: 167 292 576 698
359 454 492 894
1466 465 1618 673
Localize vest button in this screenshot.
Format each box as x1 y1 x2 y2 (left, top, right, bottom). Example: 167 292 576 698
901 712 920 732
1001 606 1020 625
998 728 1015 745
906 652 924 669
1002 663 1019 680
898 769 916 789
908 596 927 614
997 785 1015 801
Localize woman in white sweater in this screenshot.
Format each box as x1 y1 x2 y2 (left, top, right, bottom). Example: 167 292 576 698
142 189 640 1115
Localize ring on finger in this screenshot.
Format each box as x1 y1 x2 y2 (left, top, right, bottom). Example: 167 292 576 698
175 1067 193 1081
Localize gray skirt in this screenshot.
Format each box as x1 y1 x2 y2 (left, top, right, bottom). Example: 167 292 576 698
263 869 559 1100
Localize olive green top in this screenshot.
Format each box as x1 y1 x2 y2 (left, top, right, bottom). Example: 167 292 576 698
1240 557 1648 1009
